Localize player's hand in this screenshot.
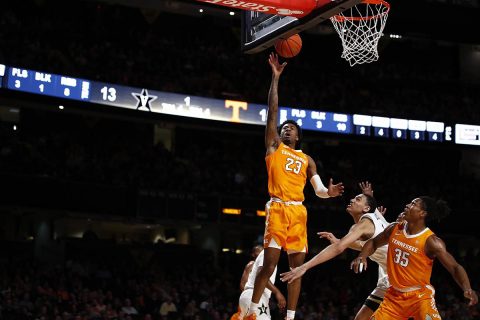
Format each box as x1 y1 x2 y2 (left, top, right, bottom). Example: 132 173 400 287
464 289 478 306
280 265 307 284
318 231 339 244
269 53 287 77
377 206 387 216
275 291 287 310
396 212 405 223
351 256 368 274
359 181 373 197
327 178 344 197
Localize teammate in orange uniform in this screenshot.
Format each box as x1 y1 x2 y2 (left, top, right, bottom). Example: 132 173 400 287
243 53 344 320
352 196 478 319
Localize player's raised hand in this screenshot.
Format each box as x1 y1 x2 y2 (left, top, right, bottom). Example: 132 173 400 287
327 178 344 197
269 53 287 77
377 206 387 216
318 231 339 244
351 256 368 274
464 289 478 306
280 265 307 284
359 181 373 197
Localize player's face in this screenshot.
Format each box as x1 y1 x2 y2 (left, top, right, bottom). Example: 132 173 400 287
403 198 424 222
280 123 299 146
346 194 369 215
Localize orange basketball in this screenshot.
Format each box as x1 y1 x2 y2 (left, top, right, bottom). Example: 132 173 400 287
274 34 302 58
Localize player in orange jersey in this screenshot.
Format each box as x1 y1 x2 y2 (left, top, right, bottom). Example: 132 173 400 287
243 53 344 320
352 196 478 319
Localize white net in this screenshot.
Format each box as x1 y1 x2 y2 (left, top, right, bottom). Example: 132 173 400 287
330 0 389 66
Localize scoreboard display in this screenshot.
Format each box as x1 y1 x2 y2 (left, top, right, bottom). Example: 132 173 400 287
7 67 90 101
1 63 478 146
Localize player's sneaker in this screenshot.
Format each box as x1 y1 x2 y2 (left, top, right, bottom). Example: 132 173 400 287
230 308 241 320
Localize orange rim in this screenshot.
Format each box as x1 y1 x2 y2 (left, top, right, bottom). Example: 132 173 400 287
332 0 390 22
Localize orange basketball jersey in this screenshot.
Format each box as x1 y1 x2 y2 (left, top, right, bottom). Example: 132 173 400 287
387 223 435 290
265 142 308 202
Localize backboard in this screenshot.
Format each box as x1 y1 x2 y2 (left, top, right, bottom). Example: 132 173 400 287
241 0 362 54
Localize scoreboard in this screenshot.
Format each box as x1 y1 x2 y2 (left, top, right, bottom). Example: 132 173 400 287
1 63 478 146
7 67 90 101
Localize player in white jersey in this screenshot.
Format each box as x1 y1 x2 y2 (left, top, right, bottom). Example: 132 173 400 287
280 182 390 320
232 248 286 320
240 246 264 292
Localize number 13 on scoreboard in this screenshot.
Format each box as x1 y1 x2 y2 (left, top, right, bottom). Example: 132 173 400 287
101 86 117 102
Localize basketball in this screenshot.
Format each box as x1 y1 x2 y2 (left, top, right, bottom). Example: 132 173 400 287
274 34 302 58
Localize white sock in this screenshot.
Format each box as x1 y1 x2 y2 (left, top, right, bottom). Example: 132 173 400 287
286 310 295 320
247 302 258 316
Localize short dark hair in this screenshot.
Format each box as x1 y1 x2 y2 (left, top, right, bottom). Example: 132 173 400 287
363 194 377 213
419 196 451 223
278 119 302 149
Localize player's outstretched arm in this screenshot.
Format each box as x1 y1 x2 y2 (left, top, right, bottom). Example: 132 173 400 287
351 223 396 273
255 265 286 310
265 53 286 155
426 235 478 306
280 219 374 283
319 230 362 251
307 156 344 198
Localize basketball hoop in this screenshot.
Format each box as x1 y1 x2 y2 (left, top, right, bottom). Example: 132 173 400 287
330 0 390 66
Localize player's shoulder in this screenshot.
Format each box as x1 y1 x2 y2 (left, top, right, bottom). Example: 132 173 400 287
426 233 444 249
360 212 375 220
359 213 376 226
425 233 448 258
305 154 314 165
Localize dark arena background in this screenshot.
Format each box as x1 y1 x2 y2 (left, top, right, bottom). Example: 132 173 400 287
0 0 479 319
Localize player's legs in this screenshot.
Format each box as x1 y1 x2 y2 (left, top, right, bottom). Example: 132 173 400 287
256 293 272 320
236 289 253 318
236 290 272 320
355 286 386 320
355 305 375 320
278 204 307 319
247 247 281 314
286 251 306 318
250 201 285 312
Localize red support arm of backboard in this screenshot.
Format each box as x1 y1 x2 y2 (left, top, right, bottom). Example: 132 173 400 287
196 0 327 18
